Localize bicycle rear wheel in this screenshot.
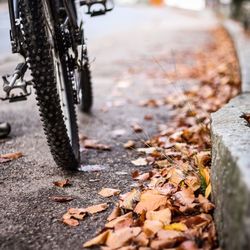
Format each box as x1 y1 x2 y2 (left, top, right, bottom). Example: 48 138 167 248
20 0 80 170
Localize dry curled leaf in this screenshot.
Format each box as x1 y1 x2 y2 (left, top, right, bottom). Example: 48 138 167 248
134 190 168 214
0 152 23 161
146 208 171 225
120 189 141 210
63 218 79 227
131 123 143 133
105 212 133 228
99 188 121 198
83 139 111 151
124 140 136 149
131 158 147 166
49 196 74 203
53 179 71 188
85 203 109 214
84 230 111 248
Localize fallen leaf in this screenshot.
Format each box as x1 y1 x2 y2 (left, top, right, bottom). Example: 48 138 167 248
49 196 74 203
134 190 168 214
173 189 195 206
146 208 171 225
133 232 149 246
53 179 71 188
137 147 158 154
164 223 188 232
85 203 109 214
99 188 121 198
240 112 250 125
105 212 133 228
144 114 153 120
66 208 86 220
0 152 23 160
63 218 79 227
120 189 141 210
124 140 136 149
107 206 121 221
143 220 163 236
106 227 141 249
132 124 143 133
131 158 147 166
197 194 214 213
84 230 111 247
205 183 212 198
83 139 111 151
178 240 199 250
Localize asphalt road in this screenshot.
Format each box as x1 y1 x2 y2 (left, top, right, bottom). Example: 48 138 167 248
0 4 217 250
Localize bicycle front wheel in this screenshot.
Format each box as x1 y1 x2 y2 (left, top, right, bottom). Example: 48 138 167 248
20 0 80 170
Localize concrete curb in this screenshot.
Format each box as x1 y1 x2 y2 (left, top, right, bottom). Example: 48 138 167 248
211 20 250 250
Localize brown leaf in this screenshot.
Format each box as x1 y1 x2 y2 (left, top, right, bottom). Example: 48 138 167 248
146 208 171 225
167 168 185 186
84 230 111 248
98 188 121 198
63 218 79 227
177 240 199 250
134 190 168 214
144 114 153 120
85 203 109 214
53 179 71 188
83 139 111 151
107 206 121 221
0 152 23 161
197 194 214 213
106 227 141 249
133 232 149 246
49 196 74 203
173 188 195 206
120 189 141 210
143 220 163 237
66 208 86 220
105 212 133 228
132 124 143 133
124 140 136 149
240 112 250 125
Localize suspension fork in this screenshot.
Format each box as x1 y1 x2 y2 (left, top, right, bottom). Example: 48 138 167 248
8 0 21 54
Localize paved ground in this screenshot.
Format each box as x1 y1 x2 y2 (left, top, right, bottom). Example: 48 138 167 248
0 4 217 250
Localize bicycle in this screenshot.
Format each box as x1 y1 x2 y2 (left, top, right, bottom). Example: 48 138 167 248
1 0 113 170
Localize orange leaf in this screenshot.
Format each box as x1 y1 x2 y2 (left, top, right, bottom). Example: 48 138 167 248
85 203 109 214
146 208 171 225
134 190 167 214
98 188 121 198
105 212 133 228
0 152 23 160
53 179 71 188
84 230 111 248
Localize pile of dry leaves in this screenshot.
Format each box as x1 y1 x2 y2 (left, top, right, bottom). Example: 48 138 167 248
62 28 240 249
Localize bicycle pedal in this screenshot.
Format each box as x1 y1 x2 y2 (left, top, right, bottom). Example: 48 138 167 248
80 0 114 16
0 91 31 102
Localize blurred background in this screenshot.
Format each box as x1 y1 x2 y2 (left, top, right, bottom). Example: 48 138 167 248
0 0 248 62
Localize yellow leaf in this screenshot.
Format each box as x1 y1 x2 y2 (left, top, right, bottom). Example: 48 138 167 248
200 167 210 185
205 183 212 198
164 223 187 232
